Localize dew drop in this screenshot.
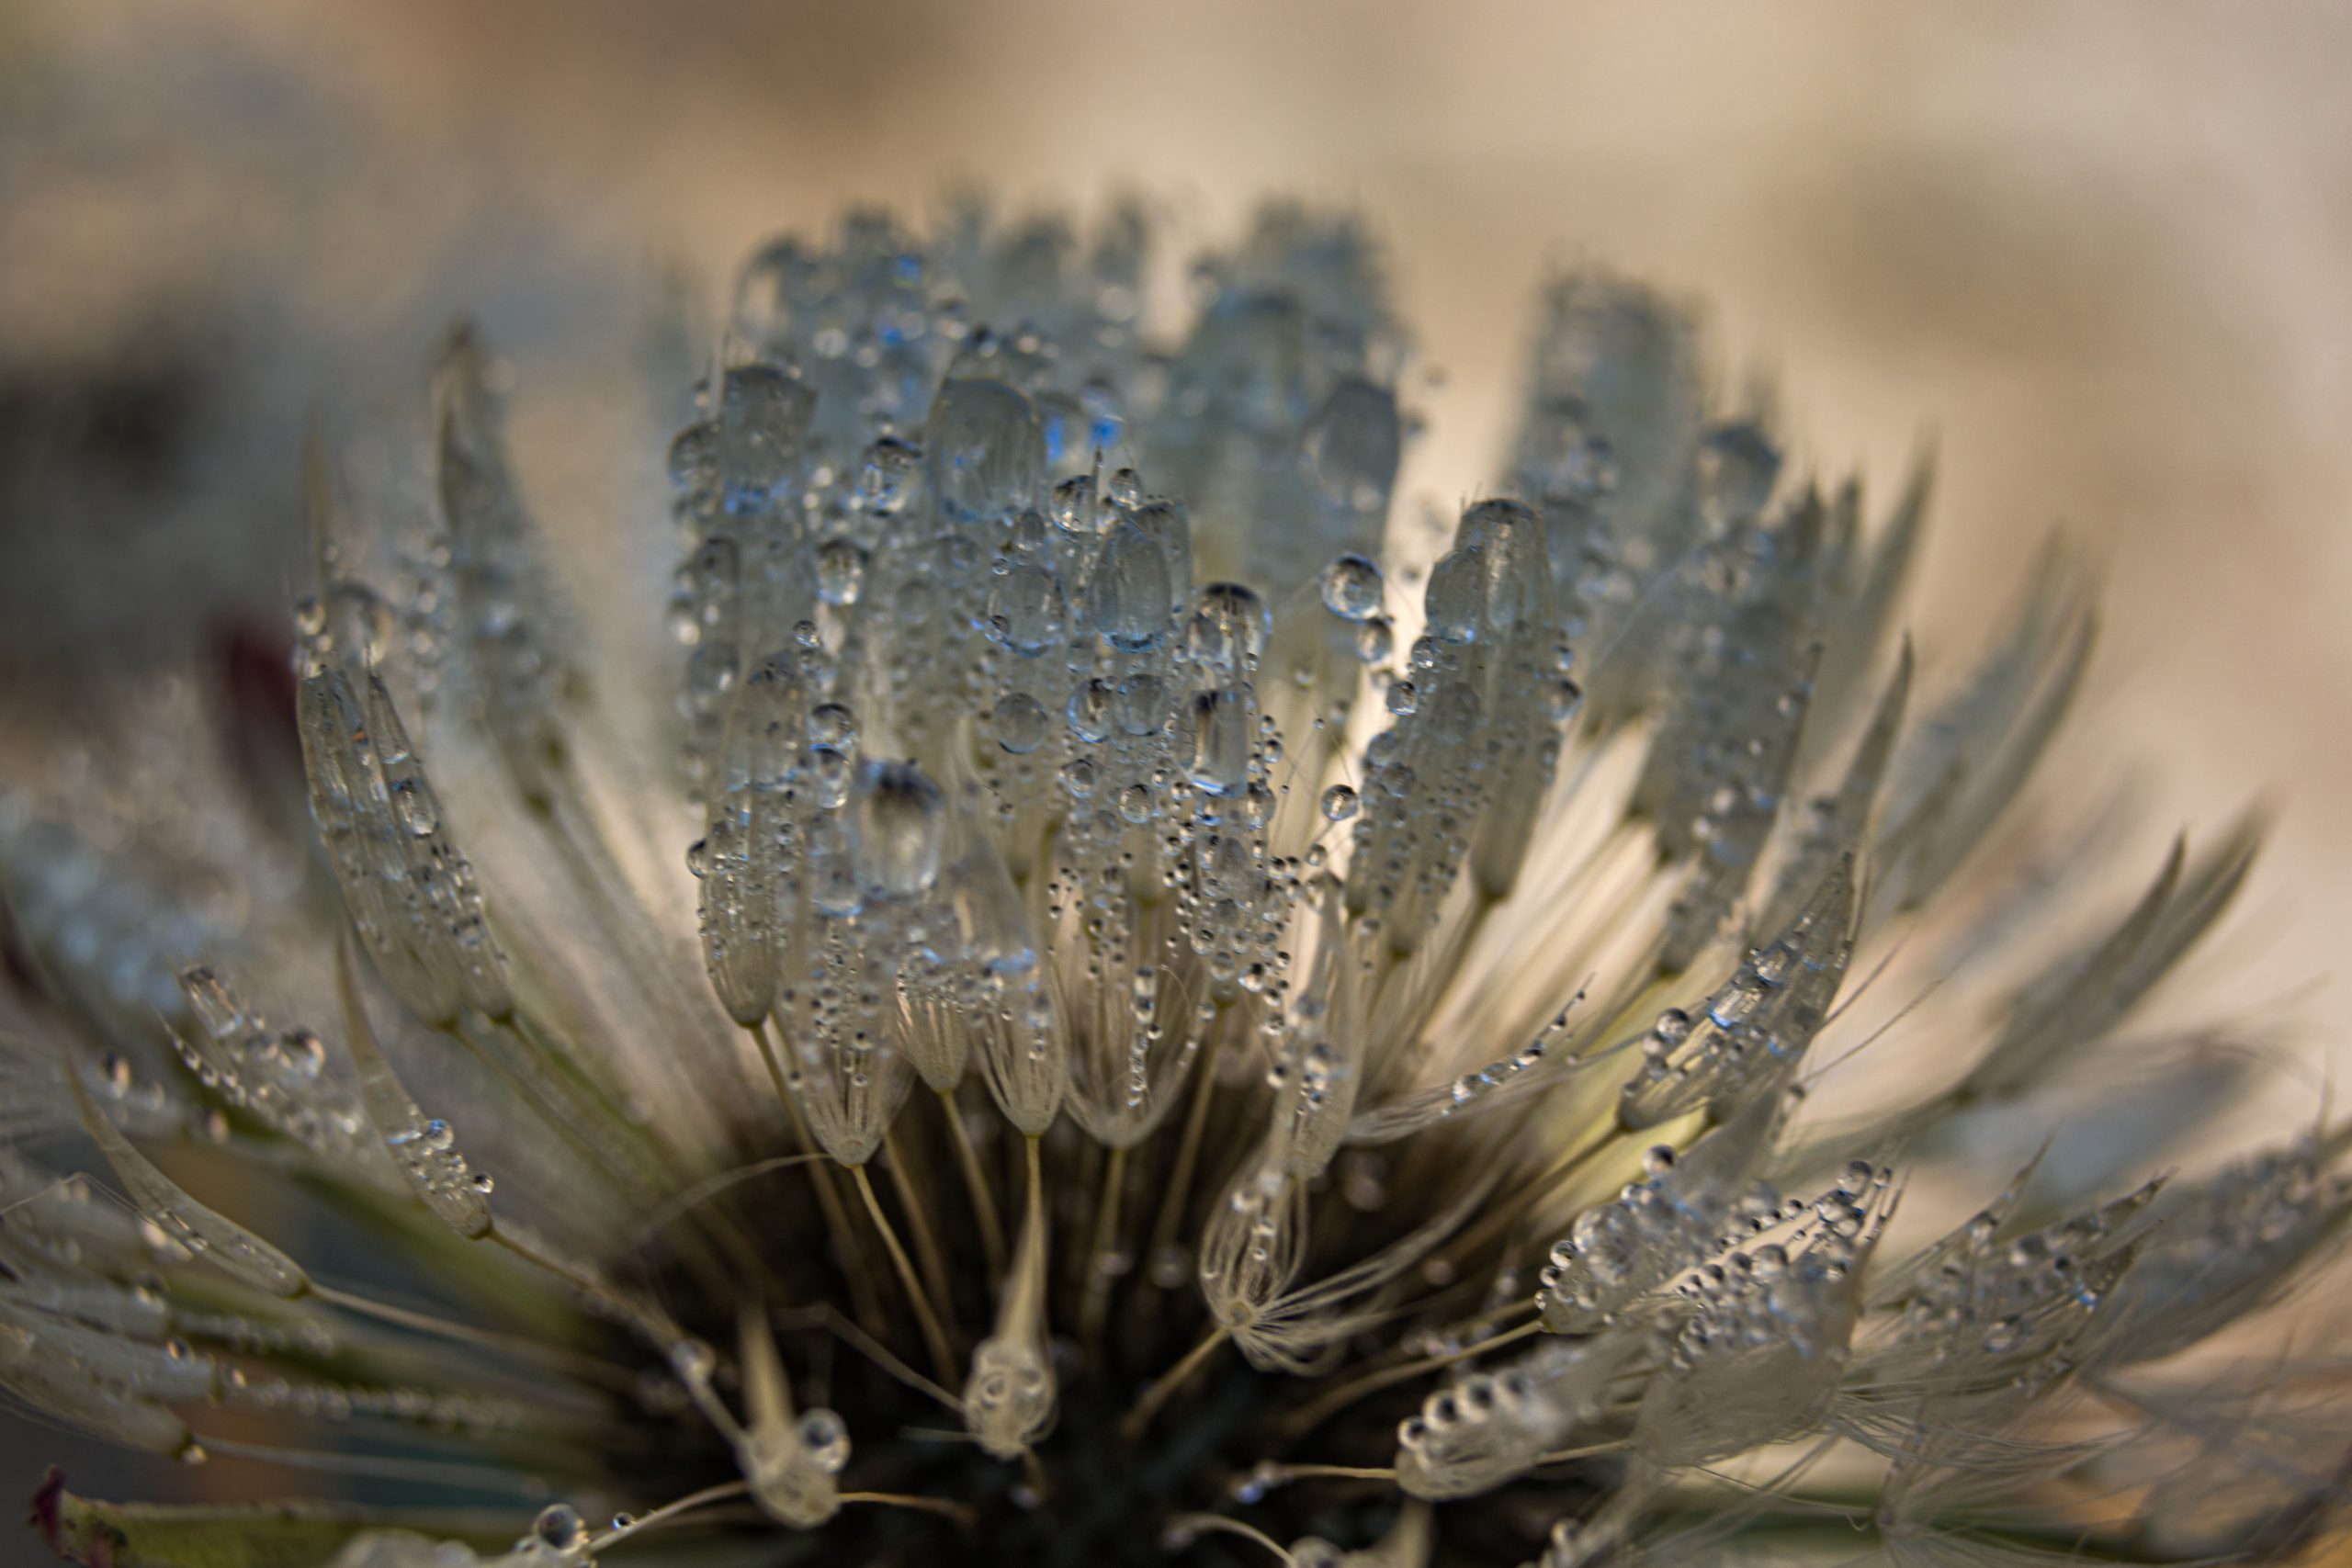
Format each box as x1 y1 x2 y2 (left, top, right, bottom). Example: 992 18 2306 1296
995 693 1050 754
797 1407 852 1473
813 538 865 605
1319 553 1385 621
852 760 945 898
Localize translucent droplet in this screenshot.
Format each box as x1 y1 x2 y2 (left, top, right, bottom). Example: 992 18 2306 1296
718 365 815 509
1067 679 1114 744
1385 681 1419 716
388 778 439 838
279 1028 326 1081
1302 377 1401 513
989 562 1066 658
1354 614 1394 664
1320 552 1385 621
797 1407 852 1474
930 377 1044 522
1319 784 1359 822
852 760 945 898
1424 545 1487 645
1091 518 1171 652
1186 686 1255 797
180 967 243 1036
859 436 920 513
1186 581 1270 677
533 1504 586 1552
1113 672 1169 738
807 702 855 749
995 693 1050 755
1049 473 1100 536
813 538 865 605
1696 421 1781 534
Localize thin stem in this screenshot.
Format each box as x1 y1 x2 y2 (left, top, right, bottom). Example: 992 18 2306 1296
1275 1317 1541 1439
775 1302 963 1415
487 1227 682 1350
311 1282 634 1392
192 1435 547 1494
853 1162 959 1387
624 1154 822 1252
1120 1325 1229 1440
939 1086 1008 1280
1442 1122 1616 1265
1258 1461 1396 1484
884 1124 963 1342
1535 1439 1632 1465
1147 1054 1220 1286
592 1479 752 1550
1079 1143 1130 1352
841 1491 977 1529
752 1020 886 1334
1169 1513 1295 1565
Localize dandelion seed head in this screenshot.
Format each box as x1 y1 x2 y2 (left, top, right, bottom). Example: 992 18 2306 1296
2 195 2346 1568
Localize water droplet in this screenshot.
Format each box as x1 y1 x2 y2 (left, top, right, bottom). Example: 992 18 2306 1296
388 778 439 838
813 538 865 605
860 436 920 513
1186 686 1255 797
533 1504 585 1552
1302 377 1401 513
1186 581 1270 678
853 760 945 898
179 967 243 1037
1067 679 1114 744
1424 545 1487 644
807 702 855 749
1091 519 1171 652
988 561 1066 657
995 693 1050 754
1696 421 1781 534
1385 681 1419 716
1319 784 1359 822
797 1407 852 1473
1049 473 1100 536
1319 553 1384 621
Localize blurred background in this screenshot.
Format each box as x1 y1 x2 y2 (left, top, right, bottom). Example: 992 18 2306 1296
4 0 2349 1517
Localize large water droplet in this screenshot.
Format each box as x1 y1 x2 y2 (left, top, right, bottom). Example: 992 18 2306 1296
989 562 1066 658
852 760 945 899
930 378 1045 522
1186 686 1256 797
1424 545 1487 645
1302 376 1401 514
1090 519 1171 652
1186 581 1270 678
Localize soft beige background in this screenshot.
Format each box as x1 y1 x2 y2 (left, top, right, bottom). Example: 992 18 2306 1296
3 0 2347 1511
